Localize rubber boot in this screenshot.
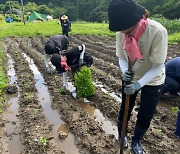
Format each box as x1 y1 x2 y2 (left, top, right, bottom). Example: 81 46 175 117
174 109 180 138
117 119 128 148
132 125 147 154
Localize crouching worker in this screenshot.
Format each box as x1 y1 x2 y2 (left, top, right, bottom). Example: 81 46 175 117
50 44 93 98
161 57 180 96
44 35 69 74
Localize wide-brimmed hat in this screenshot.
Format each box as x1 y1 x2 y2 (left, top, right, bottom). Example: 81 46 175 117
108 0 145 31
61 15 68 20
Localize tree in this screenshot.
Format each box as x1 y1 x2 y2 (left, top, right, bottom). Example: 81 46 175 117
24 2 38 13
38 4 52 15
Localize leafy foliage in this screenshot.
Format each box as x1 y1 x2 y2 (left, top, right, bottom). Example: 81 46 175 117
74 66 96 98
0 0 179 21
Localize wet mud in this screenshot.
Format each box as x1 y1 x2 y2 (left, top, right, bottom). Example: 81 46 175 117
0 35 179 154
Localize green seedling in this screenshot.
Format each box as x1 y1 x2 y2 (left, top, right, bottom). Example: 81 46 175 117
157 129 163 136
172 107 179 116
54 75 60 81
39 137 47 146
25 92 34 99
108 74 113 80
33 108 38 114
59 87 65 93
24 81 31 87
105 92 110 95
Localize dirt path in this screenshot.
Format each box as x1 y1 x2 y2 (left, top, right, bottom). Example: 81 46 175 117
0 35 179 154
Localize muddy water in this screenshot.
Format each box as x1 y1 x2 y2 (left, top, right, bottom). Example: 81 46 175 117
66 81 119 139
21 53 80 154
5 54 22 154
28 44 121 140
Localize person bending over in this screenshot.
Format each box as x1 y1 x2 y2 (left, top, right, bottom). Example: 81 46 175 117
50 44 93 98
162 57 180 96
44 35 69 73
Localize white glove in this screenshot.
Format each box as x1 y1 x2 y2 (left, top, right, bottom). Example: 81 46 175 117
71 90 77 99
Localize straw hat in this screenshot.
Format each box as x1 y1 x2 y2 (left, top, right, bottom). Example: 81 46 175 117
61 15 68 20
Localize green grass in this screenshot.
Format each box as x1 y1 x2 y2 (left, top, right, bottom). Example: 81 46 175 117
0 42 8 113
168 33 180 44
0 19 179 43
0 20 114 38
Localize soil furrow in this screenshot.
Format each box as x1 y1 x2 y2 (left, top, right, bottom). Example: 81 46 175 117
18 37 119 154
5 38 63 154
70 35 116 56
1 36 179 154
26 37 122 122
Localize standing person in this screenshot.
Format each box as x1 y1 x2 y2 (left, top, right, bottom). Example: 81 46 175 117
161 57 180 96
61 15 71 37
108 0 168 154
58 12 64 25
50 44 93 98
44 35 69 74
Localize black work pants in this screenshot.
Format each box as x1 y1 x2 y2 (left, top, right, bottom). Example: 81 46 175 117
62 29 69 37
118 81 163 129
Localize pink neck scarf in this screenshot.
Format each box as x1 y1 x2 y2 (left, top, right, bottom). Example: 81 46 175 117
123 19 148 62
61 57 70 71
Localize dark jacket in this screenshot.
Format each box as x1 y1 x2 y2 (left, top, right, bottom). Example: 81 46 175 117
61 19 71 32
45 35 69 55
51 47 93 73
66 46 93 67
165 57 180 82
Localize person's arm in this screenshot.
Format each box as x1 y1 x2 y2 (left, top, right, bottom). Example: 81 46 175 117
137 63 164 87
124 63 164 95
44 54 51 73
78 44 85 65
119 58 128 74
62 71 68 88
79 44 85 59
44 54 50 68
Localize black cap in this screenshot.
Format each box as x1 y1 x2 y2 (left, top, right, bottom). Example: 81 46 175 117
108 0 145 31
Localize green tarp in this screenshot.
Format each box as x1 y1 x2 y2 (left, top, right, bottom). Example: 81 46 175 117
28 11 47 22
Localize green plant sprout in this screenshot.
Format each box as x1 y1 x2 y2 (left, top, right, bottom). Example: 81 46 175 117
54 75 60 81
59 87 65 93
25 92 34 99
157 129 163 136
33 108 38 114
39 137 47 146
24 81 32 87
172 107 179 115
105 92 110 95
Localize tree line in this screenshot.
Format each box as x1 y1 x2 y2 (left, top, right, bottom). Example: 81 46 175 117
0 0 179 22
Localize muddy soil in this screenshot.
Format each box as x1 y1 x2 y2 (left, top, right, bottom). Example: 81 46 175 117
0 35 179 154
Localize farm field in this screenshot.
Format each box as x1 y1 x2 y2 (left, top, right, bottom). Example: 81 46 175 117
0 35 180 154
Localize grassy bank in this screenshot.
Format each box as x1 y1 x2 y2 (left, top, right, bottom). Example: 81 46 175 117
0 42 8 113
0 19 179 43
